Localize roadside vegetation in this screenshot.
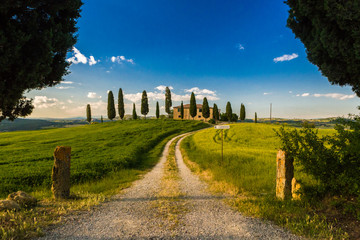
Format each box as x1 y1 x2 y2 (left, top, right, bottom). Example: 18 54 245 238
0 119 208 239
181 123 357 239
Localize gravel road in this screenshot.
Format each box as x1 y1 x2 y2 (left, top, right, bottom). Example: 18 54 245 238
39 133 301 240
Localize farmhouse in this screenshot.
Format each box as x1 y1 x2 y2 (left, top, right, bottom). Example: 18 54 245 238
173 104 214 121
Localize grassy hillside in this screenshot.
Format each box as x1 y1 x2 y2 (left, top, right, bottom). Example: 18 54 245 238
0 119 208 198
181 123 349 239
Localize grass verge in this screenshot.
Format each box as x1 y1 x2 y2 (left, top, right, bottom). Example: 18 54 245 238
180 123 351 239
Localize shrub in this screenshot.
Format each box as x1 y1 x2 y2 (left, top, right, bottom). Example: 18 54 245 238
275 116 360 198
208 119 215 124
302 120 315 128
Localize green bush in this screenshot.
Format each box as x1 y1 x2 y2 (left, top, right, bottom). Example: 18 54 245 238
302 120 315 128
275 116 360 198
208 119 216 124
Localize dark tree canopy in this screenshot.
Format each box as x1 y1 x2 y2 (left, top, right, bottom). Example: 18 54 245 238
141 90 149 119
255 112 257 123
202 97 210 119
165 86 172 115
118 88 125 120
132 103 137 120
226 102 232 122
107 91 116 120
240 103 246 121
156 101 160 119
213 103 219 121
189 92 197 119
101 115 103 123
0 0 83 121
86 104 91 123
180 101 184 119
286 0 360 96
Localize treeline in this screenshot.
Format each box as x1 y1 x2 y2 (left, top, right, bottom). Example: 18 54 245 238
85 86 259 123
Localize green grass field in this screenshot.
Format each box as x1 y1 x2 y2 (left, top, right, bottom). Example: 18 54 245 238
181 123 350 239
0 119 208 198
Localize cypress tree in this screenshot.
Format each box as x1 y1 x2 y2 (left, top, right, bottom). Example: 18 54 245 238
213 103 219 121
189 92 197 120
107 91 116 120
165 86 172 116
101 115 103 123
240 103 246 121
202 97 210 120
118 88 125 120
255 112 257 123
226 102 232 123
86 104 91 123
180 101 184 120
156 101 160 119
132 103 137 120
141 90 149 119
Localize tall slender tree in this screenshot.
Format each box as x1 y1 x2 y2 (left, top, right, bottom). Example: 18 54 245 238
101 115 103 123
202 97 210 120
226 102 232 123
180 101 184 120
156 101 160 119
213 103 219 122
86 104 91 123
141 90 149 119
240 103 246 121
165 86 172 117
255 112 257 123
118 88 125 120
107 91 116 120
132 103 137 120
189 92 197 120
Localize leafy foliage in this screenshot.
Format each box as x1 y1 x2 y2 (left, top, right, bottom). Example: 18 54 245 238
141 90 149 119
165 86 172 115
231 113 238 122
118 88 125 120
220 113 228 121
132 103 137 120
276 117 360 197
86 104 91 123
255 112 257 123
0 0 83 121
226 102 232 122
240 103 246 121
189 92 197 119
302 120 315 128
285 0 360 96
107 91 116 120
202 97 210 119
180 101 184 119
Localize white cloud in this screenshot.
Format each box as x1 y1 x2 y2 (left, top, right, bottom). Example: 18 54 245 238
66 47 98 66
62 81 74 84
313 93 356 100
88 56 98 66
90 100 107 110
111 55 135 64
67 100 73 104
301 93 310 97
155 85 174 92
237 43 245 50
56 86 74 90
34 96 59 109
87 92 102 99
184 87 216 96
296 94 300 97
273 53 298 63
263 92 271 95
289 91 293 94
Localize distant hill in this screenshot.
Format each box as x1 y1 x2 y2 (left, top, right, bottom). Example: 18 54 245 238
0 118 88 132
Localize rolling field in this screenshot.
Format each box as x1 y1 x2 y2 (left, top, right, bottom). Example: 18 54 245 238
0 119 208 198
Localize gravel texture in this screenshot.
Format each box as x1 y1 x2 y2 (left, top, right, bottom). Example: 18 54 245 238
38 133 301 240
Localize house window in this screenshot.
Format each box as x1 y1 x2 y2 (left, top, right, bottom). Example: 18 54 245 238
178 108 180 112
178 115 181 118
198 116 201 118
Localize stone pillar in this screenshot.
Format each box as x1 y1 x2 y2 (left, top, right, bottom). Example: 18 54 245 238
276 150 294 200
52 146 71 199
291 178 301 200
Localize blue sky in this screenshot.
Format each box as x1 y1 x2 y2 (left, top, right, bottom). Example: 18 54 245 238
28 0 359 119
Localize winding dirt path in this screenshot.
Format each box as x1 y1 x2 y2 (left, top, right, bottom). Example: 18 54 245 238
39 133 300 240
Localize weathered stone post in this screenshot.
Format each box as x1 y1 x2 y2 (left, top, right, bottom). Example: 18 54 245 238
291 178 301 200
276 150 294 200
52 146 71 199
